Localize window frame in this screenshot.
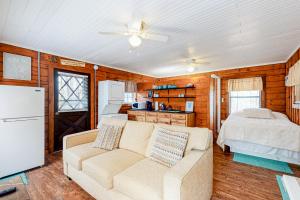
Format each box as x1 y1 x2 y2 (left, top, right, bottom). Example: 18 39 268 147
124 92 137 104
54 70 90 113
293 85 300 109
228 90 262 114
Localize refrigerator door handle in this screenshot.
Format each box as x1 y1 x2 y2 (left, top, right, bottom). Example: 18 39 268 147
3 118 38 123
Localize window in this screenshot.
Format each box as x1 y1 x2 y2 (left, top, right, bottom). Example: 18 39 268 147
295 85 300 104
124 92 136 103
229 90 261 113
3 52 31 80
57 71 89 112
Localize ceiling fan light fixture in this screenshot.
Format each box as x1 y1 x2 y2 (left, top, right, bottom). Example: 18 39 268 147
187 67 195 72
129 34 142 47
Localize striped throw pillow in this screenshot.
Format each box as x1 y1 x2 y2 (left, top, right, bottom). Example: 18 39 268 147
91 124 123 150
150 127 189 167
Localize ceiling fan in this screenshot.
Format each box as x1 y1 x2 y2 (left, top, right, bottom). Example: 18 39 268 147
180 58 210 72
98 20 169 48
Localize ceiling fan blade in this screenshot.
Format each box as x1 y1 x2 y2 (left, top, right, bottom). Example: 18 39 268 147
141 33 169 42
98 31 130 36
189 61 210 66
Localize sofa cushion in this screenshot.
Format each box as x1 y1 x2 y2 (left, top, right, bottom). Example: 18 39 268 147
91 124 123 150
146 124 212 157
63 142 106 170
119 121 154 155
149 127 189 167
82 149 144 189
114 158 168 200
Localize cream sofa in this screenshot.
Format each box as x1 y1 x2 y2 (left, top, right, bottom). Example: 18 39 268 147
63 118 213 200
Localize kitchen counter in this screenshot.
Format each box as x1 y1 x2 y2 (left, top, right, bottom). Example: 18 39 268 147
127 109 195 127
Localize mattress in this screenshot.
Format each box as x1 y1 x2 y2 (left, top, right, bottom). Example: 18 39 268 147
217 112 300 153
226 139 300 165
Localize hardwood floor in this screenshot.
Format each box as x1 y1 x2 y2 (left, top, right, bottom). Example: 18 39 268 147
24 144 300 200
212 145 300 200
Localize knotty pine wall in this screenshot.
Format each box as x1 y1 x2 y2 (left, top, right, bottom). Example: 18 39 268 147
0 43 154 153
216 64 286 120
0 42 297 152
139 75 211 127
286 48 300 125
139 63 287 128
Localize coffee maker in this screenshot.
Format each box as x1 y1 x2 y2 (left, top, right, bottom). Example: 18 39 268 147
146 101 152 111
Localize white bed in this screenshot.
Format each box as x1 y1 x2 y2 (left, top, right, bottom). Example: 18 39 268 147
217 110 300 165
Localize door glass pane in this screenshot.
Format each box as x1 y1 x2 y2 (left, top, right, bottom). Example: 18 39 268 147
57 72 88 112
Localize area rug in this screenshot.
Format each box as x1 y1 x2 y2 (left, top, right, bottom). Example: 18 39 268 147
233 153 293 174
0 173 30 200
276 175 290 200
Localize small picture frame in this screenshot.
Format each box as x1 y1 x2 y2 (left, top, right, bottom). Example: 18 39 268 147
3 52 32 81
185 101 194 112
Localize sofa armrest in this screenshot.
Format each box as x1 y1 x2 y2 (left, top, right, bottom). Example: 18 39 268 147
163 147 213 200
63 129 98 149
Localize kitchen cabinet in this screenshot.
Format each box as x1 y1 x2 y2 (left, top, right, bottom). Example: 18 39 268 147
128 110 195 127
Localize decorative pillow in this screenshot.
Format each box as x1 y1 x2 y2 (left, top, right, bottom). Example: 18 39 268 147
91 124 123 150
242 108 274 119
149 127 189 167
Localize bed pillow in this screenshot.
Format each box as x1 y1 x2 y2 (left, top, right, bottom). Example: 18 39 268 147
149 127 189 167
272 112 289 120
91 124 123 150
242 108 274 119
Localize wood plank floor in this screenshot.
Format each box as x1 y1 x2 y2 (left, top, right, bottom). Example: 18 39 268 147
24 144 300 200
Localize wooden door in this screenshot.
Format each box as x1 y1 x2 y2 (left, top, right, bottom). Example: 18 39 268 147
54 70 90 151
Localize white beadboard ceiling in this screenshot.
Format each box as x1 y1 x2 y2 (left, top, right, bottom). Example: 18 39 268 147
0 0 300 77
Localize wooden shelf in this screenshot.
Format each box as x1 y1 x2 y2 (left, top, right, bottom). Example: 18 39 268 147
145 86 195 91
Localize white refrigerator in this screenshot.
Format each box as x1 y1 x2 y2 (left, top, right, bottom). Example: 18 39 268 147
98 80 128 122
0 85 45 178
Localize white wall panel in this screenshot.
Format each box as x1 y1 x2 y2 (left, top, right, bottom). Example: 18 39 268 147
0 0 299 77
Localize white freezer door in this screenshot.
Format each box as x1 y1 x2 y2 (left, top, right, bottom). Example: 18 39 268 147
108 81 125 101
0 117 44 178
0 85 44 119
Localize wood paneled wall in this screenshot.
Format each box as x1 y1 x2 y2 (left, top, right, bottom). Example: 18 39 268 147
215 64 286 120
286 48 300 125
140 75 210 128
0 43 154 153
139 63 287 128
0 42 297 152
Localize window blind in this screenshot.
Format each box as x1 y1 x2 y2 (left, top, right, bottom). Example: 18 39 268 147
125 81 137 93
228 77 263 92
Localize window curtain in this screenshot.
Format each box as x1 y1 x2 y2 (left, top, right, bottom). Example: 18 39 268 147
286 60 300 104
125 81 137 93
228 77 263 92
286 60 300 86
295 85 300 102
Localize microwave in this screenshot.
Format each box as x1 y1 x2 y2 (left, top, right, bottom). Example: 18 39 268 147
132 102 146 109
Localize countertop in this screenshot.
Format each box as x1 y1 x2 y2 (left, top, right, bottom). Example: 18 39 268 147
128 109 194 114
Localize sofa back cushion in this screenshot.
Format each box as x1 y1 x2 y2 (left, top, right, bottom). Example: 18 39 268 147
119 121 154 155
98 117 127 128
91 124 123 150
149 127 189 167
146 124 212 157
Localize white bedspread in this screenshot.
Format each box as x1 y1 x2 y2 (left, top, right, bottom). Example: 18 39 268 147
217 112 300 152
